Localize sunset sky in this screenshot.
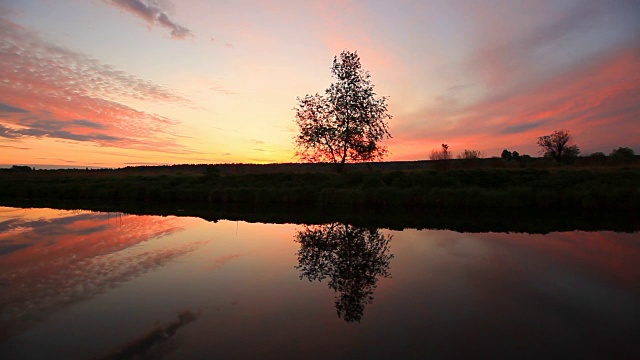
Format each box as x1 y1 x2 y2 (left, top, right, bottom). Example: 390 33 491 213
1 0 639 168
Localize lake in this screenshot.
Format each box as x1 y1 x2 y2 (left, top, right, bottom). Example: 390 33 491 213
1 205 639 359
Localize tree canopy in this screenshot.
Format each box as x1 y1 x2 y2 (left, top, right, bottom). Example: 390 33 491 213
537 130 580 164
294 50 392 172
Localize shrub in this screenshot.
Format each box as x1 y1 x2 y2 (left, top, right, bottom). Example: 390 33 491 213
609 147 636 165
457 149 484 159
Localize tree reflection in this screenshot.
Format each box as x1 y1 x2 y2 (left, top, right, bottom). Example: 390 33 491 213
295 223 393 322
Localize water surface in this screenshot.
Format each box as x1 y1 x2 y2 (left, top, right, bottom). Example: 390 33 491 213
0 206 638 359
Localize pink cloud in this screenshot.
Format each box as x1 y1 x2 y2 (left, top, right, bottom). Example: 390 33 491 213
390 47 640 158
0 17 196 154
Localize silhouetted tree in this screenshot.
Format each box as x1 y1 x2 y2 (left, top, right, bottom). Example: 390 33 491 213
501 149 512 161
430 143 451 160
609 147 635 164
537 130 580 164
295 223 393 322
294 50 392 173
512 150 520 161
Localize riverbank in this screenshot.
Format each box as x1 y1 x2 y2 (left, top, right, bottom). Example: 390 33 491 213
1 165 638 210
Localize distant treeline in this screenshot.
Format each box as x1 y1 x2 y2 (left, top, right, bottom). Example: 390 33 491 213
1 164 638 210
2 153 638 175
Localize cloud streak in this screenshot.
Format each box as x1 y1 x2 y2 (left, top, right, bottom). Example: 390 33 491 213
0 102 27 113
391 47 640 157
462 0 613 89
0 124 123 142
105 0 192 39
0 144 29 150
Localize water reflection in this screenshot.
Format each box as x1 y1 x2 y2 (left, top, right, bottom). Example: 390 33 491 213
0 208 204 341
101 310 198 360
1 206 639 358
295 223 393 322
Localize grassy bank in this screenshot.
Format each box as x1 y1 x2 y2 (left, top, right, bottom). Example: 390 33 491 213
1 166 639 210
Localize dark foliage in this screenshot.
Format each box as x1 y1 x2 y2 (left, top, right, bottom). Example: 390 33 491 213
1 163 639 210
4 198 639 233
537 130 580 164
610 147 636 165
294 50 391 172
295 223 393 322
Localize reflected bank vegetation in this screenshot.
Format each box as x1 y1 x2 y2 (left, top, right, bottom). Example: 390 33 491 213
2 199 639 234
100 310 198 360
295 223 393 322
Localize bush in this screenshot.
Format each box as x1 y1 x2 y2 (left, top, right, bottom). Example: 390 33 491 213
457 149 484 159
609 147 636 165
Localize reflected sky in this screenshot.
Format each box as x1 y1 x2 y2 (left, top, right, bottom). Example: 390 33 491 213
0 207 206 342
0 206 639 359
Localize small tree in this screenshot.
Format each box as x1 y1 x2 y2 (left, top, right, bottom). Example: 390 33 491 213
501 149 512 161
430 144 451 160
537 130 580 164
294 50 392 172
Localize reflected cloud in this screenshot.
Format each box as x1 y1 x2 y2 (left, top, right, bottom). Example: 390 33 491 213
0 208 206 341
208 253 243 271
482 231 640 290
295 223 393 322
